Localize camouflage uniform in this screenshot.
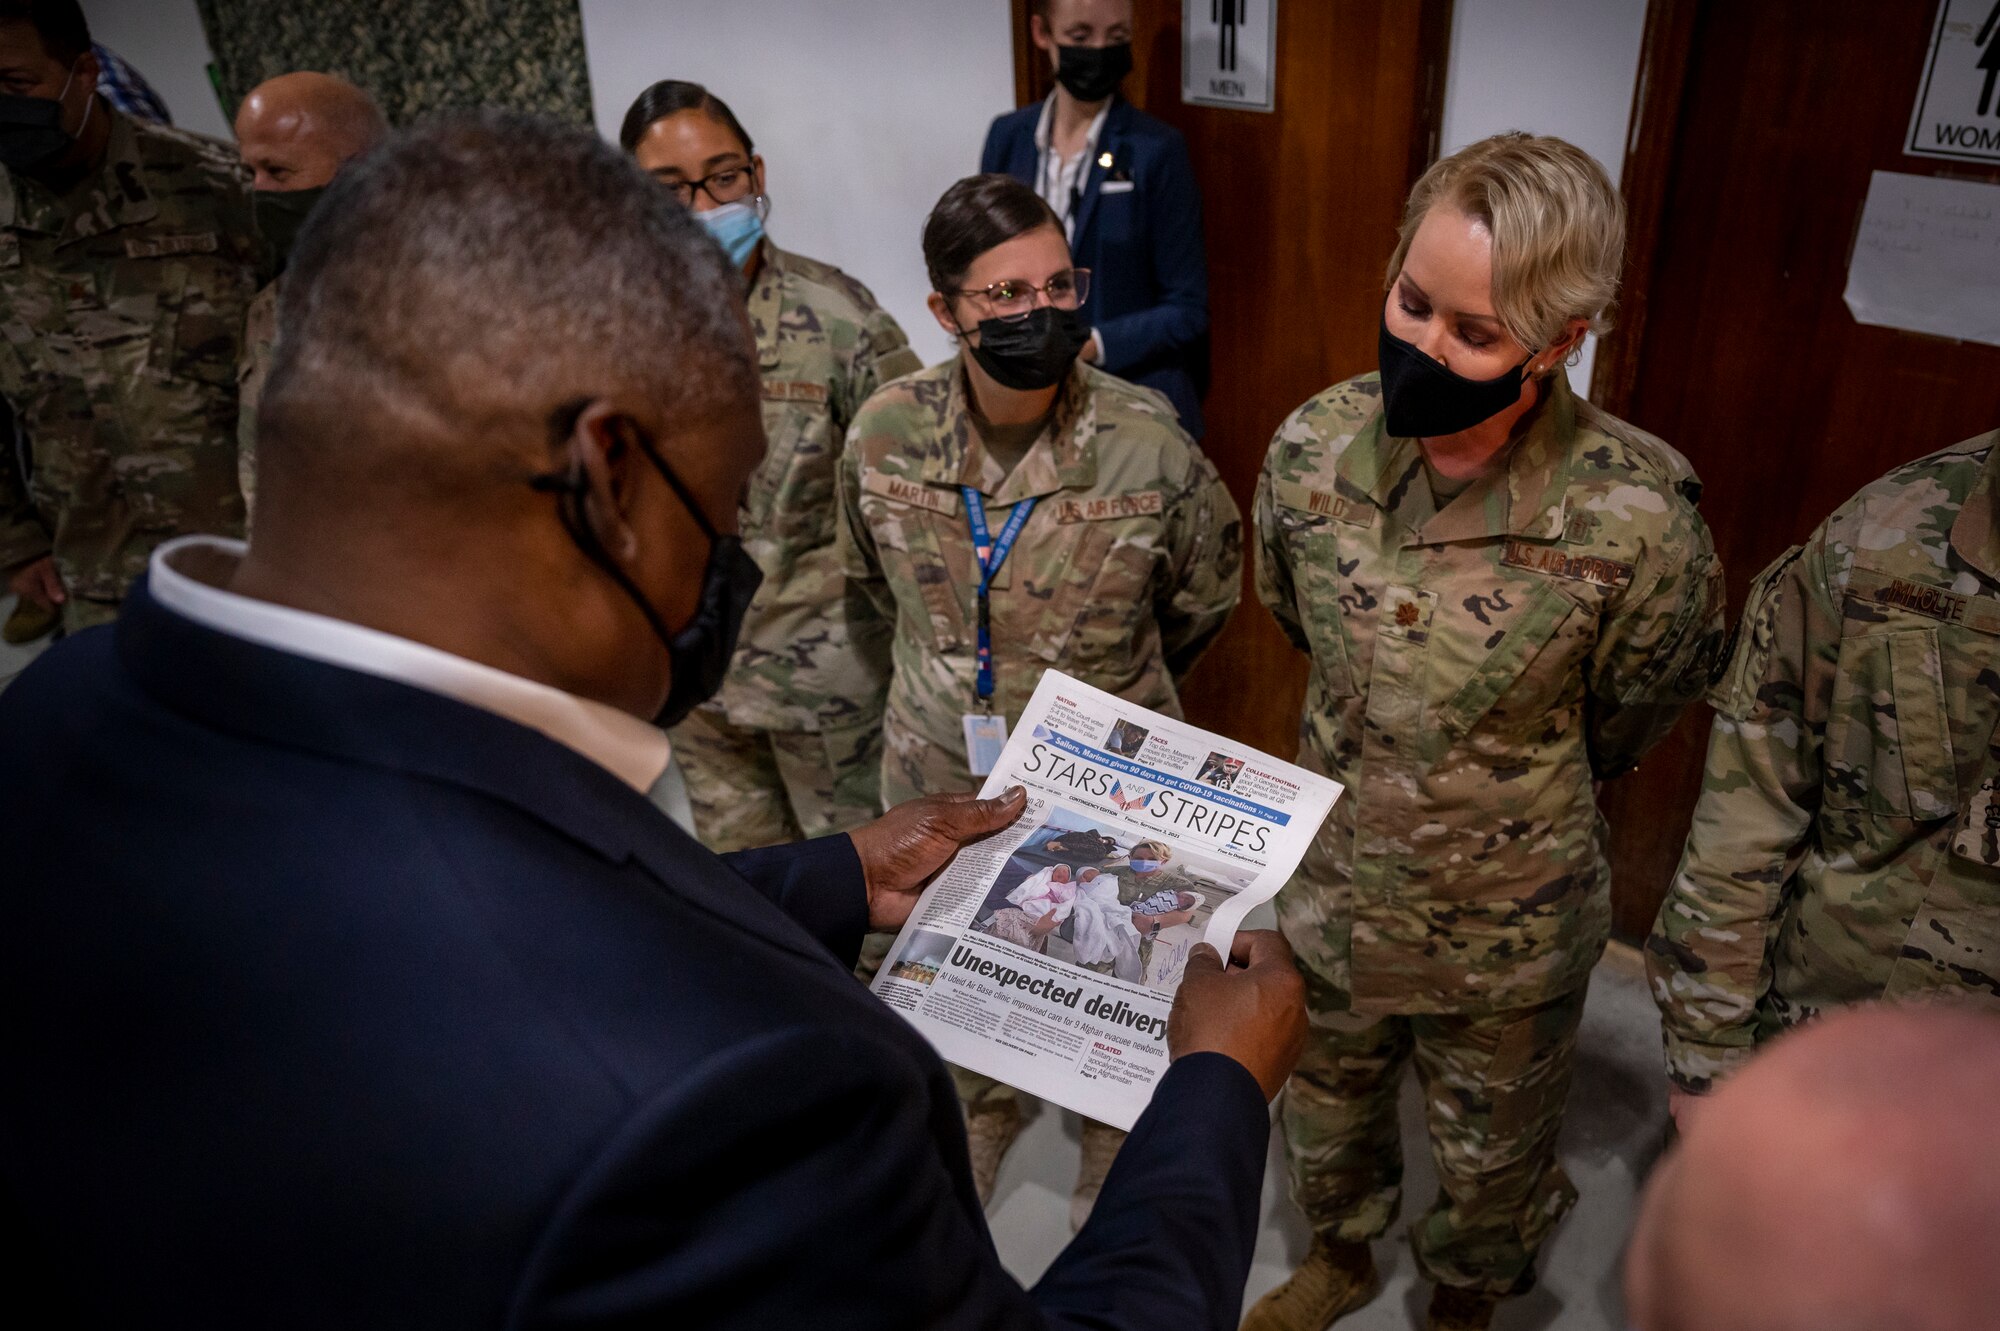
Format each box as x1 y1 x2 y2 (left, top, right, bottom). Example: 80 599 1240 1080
841 358 1242 1107
840 359 1242 807
235 277 279 522
0 111 259 633
1256 372 1724 1293
669 240 922 854
1649 430 2000 1094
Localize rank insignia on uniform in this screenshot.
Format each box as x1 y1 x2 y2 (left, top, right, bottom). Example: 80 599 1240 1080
1500 538 1635 590
124 232 219 259
1054 491 1162 523
862 471 960 516
1395 602 1421 627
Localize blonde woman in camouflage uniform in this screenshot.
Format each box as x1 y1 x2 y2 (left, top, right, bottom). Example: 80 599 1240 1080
838 173 1240 1223
1246 135 1726 1331
622 81 923 852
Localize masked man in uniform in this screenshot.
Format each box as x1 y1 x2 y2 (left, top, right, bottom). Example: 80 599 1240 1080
0 0 260 643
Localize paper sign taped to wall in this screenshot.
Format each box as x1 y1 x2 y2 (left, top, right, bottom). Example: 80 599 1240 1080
1843 170 2000 347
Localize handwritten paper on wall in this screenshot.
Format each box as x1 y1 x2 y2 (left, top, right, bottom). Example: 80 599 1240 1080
1844 170 2000 348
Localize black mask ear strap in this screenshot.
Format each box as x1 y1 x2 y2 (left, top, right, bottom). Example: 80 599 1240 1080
529 404 686 652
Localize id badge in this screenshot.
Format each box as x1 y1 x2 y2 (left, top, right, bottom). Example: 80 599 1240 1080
962 712 1009 777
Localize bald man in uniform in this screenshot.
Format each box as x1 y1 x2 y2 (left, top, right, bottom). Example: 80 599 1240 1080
1625 1004 2000 1331
232 72 387 517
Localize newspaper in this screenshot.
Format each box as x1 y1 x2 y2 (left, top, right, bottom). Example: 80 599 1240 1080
870 671 1343 1130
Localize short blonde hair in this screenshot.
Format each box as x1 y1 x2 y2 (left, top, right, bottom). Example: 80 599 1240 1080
1386 133 1625 352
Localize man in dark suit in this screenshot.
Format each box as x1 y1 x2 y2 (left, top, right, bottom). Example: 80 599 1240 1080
982 0 1211 436
0 111 1306 1328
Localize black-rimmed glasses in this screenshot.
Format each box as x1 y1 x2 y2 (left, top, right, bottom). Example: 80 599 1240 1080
654 166 758 209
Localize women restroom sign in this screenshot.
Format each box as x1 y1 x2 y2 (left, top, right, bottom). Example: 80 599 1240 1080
1183 0 1277 112
1906 0 2000 163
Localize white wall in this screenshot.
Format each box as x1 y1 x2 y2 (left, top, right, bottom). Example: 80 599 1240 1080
581 0 1016 368
1439 0 1649 397
81 0 229 140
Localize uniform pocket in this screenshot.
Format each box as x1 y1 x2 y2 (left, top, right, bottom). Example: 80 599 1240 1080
1278 513 1357 698
752 393 839 547
1424 581 1580 764
153 259 248 390
1823 629 1957 820
1053 516 1160 669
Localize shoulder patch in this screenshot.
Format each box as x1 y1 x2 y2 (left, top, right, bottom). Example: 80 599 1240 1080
1053 491 1162 523
861 470 959 517
1501 538 1635 590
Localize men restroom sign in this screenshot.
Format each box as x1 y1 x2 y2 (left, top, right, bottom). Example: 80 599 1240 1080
1183 0 1277 112
1906 0 2000 162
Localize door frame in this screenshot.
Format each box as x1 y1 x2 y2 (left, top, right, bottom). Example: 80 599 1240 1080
1590 0 1701 418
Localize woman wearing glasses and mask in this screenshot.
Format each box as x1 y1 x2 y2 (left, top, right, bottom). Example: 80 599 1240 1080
838 173 1240 1220
1245 135 1726 1331
620 81 922 853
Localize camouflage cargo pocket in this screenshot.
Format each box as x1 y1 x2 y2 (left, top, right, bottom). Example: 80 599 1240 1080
1277 514 1357 698
1823 628 1957 821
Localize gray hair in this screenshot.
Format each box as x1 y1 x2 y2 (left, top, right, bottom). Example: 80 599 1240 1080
258 110 755 491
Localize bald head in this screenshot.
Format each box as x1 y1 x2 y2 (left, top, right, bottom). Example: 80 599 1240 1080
1626 1004 2000 1331
235 71 387 190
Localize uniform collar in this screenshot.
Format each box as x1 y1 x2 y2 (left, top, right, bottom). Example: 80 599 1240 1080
745 236 787 370
923 359 1099 504
1951 436 2000 585
1340 371 1576 544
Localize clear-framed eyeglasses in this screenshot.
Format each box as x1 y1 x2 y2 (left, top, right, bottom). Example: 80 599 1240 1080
952 268 1092 322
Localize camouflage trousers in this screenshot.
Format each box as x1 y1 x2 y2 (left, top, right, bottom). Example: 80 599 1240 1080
670 704 883 852
1281 966 1586 1294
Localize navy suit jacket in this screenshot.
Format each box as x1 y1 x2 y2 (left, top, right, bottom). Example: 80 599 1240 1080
0 581 1271 1329
982 97 1210 436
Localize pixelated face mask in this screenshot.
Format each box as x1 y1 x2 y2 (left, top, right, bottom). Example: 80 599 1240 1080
0 62 86 174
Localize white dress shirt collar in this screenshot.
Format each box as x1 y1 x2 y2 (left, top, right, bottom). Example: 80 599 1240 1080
147 536 673 795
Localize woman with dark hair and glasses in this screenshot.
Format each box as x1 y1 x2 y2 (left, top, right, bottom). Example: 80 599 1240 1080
619 81 922 854
837 172 1241 1222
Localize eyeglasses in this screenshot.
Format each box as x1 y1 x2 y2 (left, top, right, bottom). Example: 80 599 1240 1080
656 166 757 209
952 268 1092 321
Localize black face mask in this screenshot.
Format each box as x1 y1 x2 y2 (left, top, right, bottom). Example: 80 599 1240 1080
0 64 83 175
532 425 763 729
1377 315 1533 439
1055 42 1132 103
253 185 326 272
964 306 1090 391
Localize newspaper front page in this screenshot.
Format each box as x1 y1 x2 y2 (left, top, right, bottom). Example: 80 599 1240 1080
870 671 1342 1130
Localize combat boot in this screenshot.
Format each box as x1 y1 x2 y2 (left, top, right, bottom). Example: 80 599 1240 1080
1068 1118 1125 1231
1239 1237 1379 1331
2 596 56 645
963 1097 1024 1206
1426 1283 1502 1330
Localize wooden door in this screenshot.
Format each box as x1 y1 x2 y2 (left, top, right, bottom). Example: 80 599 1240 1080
1009 0 1452 759
1595 0 2000 937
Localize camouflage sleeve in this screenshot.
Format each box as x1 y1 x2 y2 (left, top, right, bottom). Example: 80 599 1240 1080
1646 540 1835 1092
0 414 49 573
1251 453 1309 653
835 425 896 666
1582 502 1728 778
852 306 923 416
1156 449 1242 681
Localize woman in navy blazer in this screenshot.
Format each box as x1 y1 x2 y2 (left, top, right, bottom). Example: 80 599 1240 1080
983 0 1211 436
